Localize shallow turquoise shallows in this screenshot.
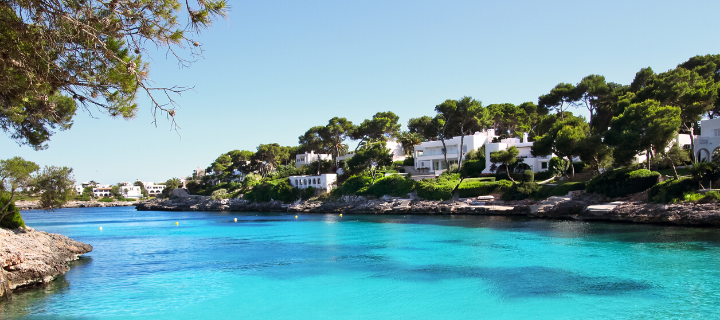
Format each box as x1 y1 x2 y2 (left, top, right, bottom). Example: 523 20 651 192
2 207 720 319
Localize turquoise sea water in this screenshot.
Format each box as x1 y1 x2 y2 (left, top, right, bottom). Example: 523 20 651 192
2 207 720 319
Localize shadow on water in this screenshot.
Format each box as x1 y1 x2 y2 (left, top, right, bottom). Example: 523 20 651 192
212 239 655 298
345 214 720 245
0 257 93 317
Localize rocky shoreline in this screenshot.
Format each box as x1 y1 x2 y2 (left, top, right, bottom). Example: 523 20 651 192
0 227 93 298
15 200 136 211
134 192 720 227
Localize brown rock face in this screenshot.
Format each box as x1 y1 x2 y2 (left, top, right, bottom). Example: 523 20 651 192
0 227 92 297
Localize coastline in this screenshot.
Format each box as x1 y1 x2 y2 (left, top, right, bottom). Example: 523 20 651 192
0 227 92 298
134 192 720 227
15 200 137 211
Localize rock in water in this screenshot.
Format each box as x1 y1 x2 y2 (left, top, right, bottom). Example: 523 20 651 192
0 227 92 298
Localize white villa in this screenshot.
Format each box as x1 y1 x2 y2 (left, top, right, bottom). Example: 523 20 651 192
482 133 553 174
119 185 142 199
92 185 112 197
142 182 166 196
296 151 333 168
694 118 720 161
414 130 497 173
289 173 338 193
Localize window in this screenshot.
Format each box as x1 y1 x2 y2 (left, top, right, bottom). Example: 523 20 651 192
541 162 548 169
715 129 720 137
463 145 468 153
417 150 423 156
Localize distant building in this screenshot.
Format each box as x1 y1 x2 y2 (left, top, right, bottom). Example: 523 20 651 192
73 185 84 195
289 173 338 193
93 186 112 198
119 186 142 199
296 151 332 168
142 182 166 196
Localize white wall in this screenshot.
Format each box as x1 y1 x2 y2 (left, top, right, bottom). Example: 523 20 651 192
289 173 337 193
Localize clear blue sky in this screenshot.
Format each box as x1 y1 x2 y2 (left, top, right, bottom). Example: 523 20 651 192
3 0 720 184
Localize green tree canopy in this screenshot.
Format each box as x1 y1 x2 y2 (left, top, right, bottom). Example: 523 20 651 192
1 0 228 149
346 142 392 183
490 146 519 182
350 111 401 149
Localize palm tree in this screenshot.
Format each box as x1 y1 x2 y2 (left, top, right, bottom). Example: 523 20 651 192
398 131 423 156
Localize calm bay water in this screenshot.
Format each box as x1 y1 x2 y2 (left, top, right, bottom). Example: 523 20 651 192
2 207 720 319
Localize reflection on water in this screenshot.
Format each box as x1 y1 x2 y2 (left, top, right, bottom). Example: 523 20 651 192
1 207 719 319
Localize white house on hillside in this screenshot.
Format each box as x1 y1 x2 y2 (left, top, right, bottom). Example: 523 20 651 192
142 182 166 196
414 130 496 173
296 151 333 168
119 186 142 199
694 118 720 162
482 133 552 174
289 173 338 193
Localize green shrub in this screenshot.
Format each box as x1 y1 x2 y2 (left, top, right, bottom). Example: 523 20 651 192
523 170 534 182
98 197 114 202
683 192 705 202
244 180 296 202
366 174 416 198
392 161 405 168
460 160 486 177
403 157 415 166
549 182 586 197
211 189 228 200
0 194 25 229
458 179 512 198
416 173 461 200
649 177 696 203
698 191 720 203
299 186 316 200
586 169 660 198
534 170 554 182
75 195 91 201
502 182 541 201
339 175 373 195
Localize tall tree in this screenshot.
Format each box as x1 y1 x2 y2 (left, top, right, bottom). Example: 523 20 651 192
0 157 40 216
538 83 575 121
346 142 393 184
604 99 682 169
322 117 355 163
451 96 484 173
570 75 609 128
1 0 228 149
531 115 588 177
350 111 401 150
490 146 519 182
407 116 438 141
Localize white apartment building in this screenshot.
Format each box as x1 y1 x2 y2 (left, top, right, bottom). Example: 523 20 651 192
415 130 497 173
93 185 112 198
142 182 166 196
296 151 333 168
119 186 142 199
73 185 84 195
694 118 720 162
483 133 552 174
289 173 338 193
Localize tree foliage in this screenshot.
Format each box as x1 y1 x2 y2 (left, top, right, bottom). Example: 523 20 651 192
1 0 229 149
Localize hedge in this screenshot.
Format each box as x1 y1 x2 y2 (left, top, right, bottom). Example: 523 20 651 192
458 180 512 198
648 177 697 203
460 160 486 177
0 193 24 229
365 174 416 198
586 169 660 198
501 182 541 201
416 173 461 200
